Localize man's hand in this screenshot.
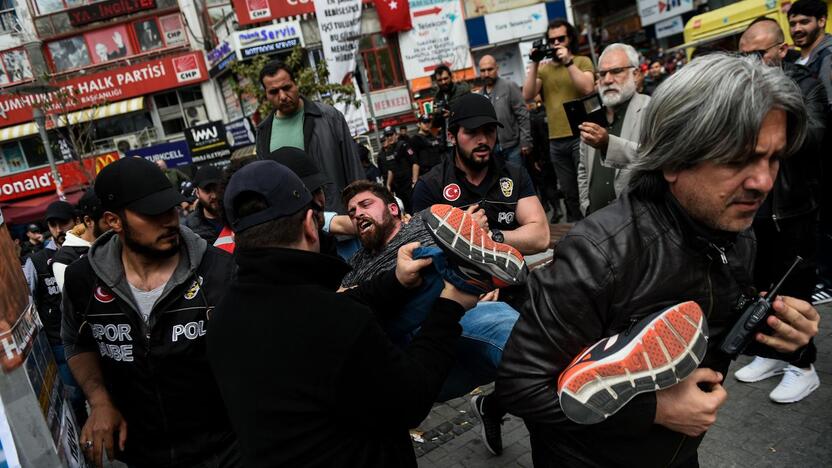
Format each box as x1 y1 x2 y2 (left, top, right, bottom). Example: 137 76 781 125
81 402 127 467
520 146 532 157
395 242 433 289
756 295 820 353
440 280 478 310
655 368 727 437
479 289 500 302
466 204 489 232
579 122 609 151
554 45 573 65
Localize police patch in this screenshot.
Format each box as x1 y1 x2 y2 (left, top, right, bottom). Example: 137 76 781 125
94 286 115 304
184 276 203 300
443 183 461 202
499 177 514 197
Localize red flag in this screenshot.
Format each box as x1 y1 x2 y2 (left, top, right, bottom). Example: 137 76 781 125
374 0 412 35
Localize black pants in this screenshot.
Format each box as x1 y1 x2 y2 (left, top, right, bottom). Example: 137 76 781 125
753 214 817 367
549 137 583 222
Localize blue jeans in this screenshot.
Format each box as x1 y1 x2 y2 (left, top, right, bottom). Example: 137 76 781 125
382 268 519 402
498 144 523 167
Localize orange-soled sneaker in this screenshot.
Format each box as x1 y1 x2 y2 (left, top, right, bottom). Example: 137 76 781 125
557 301 709 425
423 204 527 289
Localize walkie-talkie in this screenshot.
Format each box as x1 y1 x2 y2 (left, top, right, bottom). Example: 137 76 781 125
720 256 803 356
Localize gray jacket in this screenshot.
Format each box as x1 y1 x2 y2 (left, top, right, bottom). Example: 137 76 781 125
577 92 650 215
478 78 531 150
803 34 832 107
256 97 365 213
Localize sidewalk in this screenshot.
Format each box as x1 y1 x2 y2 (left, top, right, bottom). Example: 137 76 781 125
415 304 832 467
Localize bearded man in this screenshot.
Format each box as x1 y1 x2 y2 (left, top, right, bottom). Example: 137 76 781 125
576 43 651 216
185 166 224 244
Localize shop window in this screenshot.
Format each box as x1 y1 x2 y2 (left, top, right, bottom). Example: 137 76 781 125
0 142 28 175
48 37 91 72
0 48 34 87
0 0 18 33
153 86 207 137
33 0 100 16
359 34 405 92
92 112 153 140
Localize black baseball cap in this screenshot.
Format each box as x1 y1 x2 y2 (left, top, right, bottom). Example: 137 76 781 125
77 189 103 220
27 224 41 233
265 147 330 192
193 166 223 189
95 157 185 216
224 160 313 233
383 126 395 136
45 201 76 222
449 93 504 129
418 114 432 123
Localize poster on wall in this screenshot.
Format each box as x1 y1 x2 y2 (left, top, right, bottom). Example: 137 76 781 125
160 14 187 46
399 0 473 80
1 50 33 85
85 25 133 64
135 19 164 52
637 0 693 27
47 37 90 73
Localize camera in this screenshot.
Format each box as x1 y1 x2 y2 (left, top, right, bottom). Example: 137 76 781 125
530 38 559 63
433 98 448 115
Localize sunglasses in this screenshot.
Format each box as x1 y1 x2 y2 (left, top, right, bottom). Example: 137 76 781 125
596 66 635 79
548 35 568 44
740 42 783 58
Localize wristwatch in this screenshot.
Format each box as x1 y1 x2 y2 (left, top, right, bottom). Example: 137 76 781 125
491 229 505 243
563 59 574 68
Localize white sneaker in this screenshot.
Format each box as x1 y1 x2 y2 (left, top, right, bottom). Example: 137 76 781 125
811 285 832 305
734 356 787 383
769 365 820 403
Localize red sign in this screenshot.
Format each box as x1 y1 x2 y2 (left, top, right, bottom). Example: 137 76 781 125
0 52 208 128
0 153 119 202
69 0 157 27
233 0 372 25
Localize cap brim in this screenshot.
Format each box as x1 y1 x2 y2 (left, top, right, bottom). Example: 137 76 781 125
196 179 222 189
302 173 330 192
126 187 186 216
452 116 504 129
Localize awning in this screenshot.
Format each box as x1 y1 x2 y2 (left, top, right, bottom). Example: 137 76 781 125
0 97 145 143
0 189 85 225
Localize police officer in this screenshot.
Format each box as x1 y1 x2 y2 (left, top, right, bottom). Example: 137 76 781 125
409 114 446 185
61 157 240 468
379 126 416 212
412 93 550 255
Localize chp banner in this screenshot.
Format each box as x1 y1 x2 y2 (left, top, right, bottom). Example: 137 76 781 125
399 0 473 80
374 0 412 35
313 0 369 136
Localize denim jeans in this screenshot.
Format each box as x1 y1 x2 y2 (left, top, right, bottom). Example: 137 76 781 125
549 136 583 222
498 144 523 168
381 268 519 402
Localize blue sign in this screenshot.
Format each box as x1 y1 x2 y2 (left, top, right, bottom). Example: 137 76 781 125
225 118 256 148
126 141 192 168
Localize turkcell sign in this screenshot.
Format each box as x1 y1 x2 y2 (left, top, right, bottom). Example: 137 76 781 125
233 20 304 60
126 141 192 168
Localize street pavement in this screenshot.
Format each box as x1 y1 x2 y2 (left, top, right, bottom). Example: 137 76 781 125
414 304 832 467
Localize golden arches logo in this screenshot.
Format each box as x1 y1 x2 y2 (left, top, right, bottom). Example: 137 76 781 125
94 153 119 174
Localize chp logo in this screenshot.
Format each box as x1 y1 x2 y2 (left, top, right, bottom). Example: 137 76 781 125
94 286 116 304
173 55 202 83
499 177 514 197
443 183 461 202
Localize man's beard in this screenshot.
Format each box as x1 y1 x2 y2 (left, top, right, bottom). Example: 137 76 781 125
794 26 821 47
356 210 396 254
483 76 495 87
599 78 637 107
457 144 491 171
203 200 220 217
122 219 180 259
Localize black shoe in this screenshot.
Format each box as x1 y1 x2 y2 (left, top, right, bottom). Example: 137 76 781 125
471 394 503 456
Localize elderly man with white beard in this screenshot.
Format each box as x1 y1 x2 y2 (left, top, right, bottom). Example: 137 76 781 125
577 43 651 215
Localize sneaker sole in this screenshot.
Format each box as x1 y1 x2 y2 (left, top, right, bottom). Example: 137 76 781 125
770 380 820 404
469 396 499 456
425 204 527 286
558 302 709 425
734 366 785 383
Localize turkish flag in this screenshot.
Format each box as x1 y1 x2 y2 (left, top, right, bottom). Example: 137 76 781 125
374 0 412 35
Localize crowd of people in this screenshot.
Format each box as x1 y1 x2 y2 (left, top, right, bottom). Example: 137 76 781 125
13 0 831 466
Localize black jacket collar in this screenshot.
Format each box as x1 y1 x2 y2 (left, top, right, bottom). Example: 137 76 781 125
660 192 739 260
235 247 351 290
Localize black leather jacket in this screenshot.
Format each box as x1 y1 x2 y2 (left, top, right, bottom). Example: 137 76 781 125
497 186 794 467
767 62 829 222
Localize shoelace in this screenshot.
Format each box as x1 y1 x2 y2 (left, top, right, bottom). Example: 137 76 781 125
779 367 804 386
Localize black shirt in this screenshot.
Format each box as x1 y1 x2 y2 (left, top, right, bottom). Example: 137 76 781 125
408 132 446 176
380 140 415 188
411 153 536 231
588 103 628 215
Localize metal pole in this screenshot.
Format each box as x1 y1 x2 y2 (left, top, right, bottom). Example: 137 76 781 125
355 53 381 151
33 107 64 201
583 14 598 68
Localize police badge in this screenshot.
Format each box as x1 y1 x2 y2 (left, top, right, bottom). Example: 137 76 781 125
499 177 514 197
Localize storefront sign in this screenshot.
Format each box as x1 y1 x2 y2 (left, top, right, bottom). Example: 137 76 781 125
186 121 232 163
126 140 192 168
368 86 412 118
69 0 156 27
483 3 548 44
0 52 208 128
313 0 361 85
207 40 234 69
0 153 119 203
232 0 373 26
637 0 693 27
233 21 304 60
225 118 256 148
463 0 538 18
655 15 685 38
399 0 473 80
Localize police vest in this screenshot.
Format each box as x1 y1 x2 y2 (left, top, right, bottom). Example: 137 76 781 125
30 248 62 345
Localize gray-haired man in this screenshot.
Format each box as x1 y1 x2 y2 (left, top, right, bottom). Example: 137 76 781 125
498 54 821 466
576 43 651 216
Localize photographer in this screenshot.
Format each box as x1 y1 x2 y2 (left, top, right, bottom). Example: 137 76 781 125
433 64 471 146
523 19 595 222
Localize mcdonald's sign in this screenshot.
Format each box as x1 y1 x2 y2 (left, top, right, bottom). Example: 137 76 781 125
0 152 120 202
95 152 119 174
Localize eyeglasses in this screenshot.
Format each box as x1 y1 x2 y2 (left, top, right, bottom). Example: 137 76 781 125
595 66 635 79
548 35 568 44
740 42 784 58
